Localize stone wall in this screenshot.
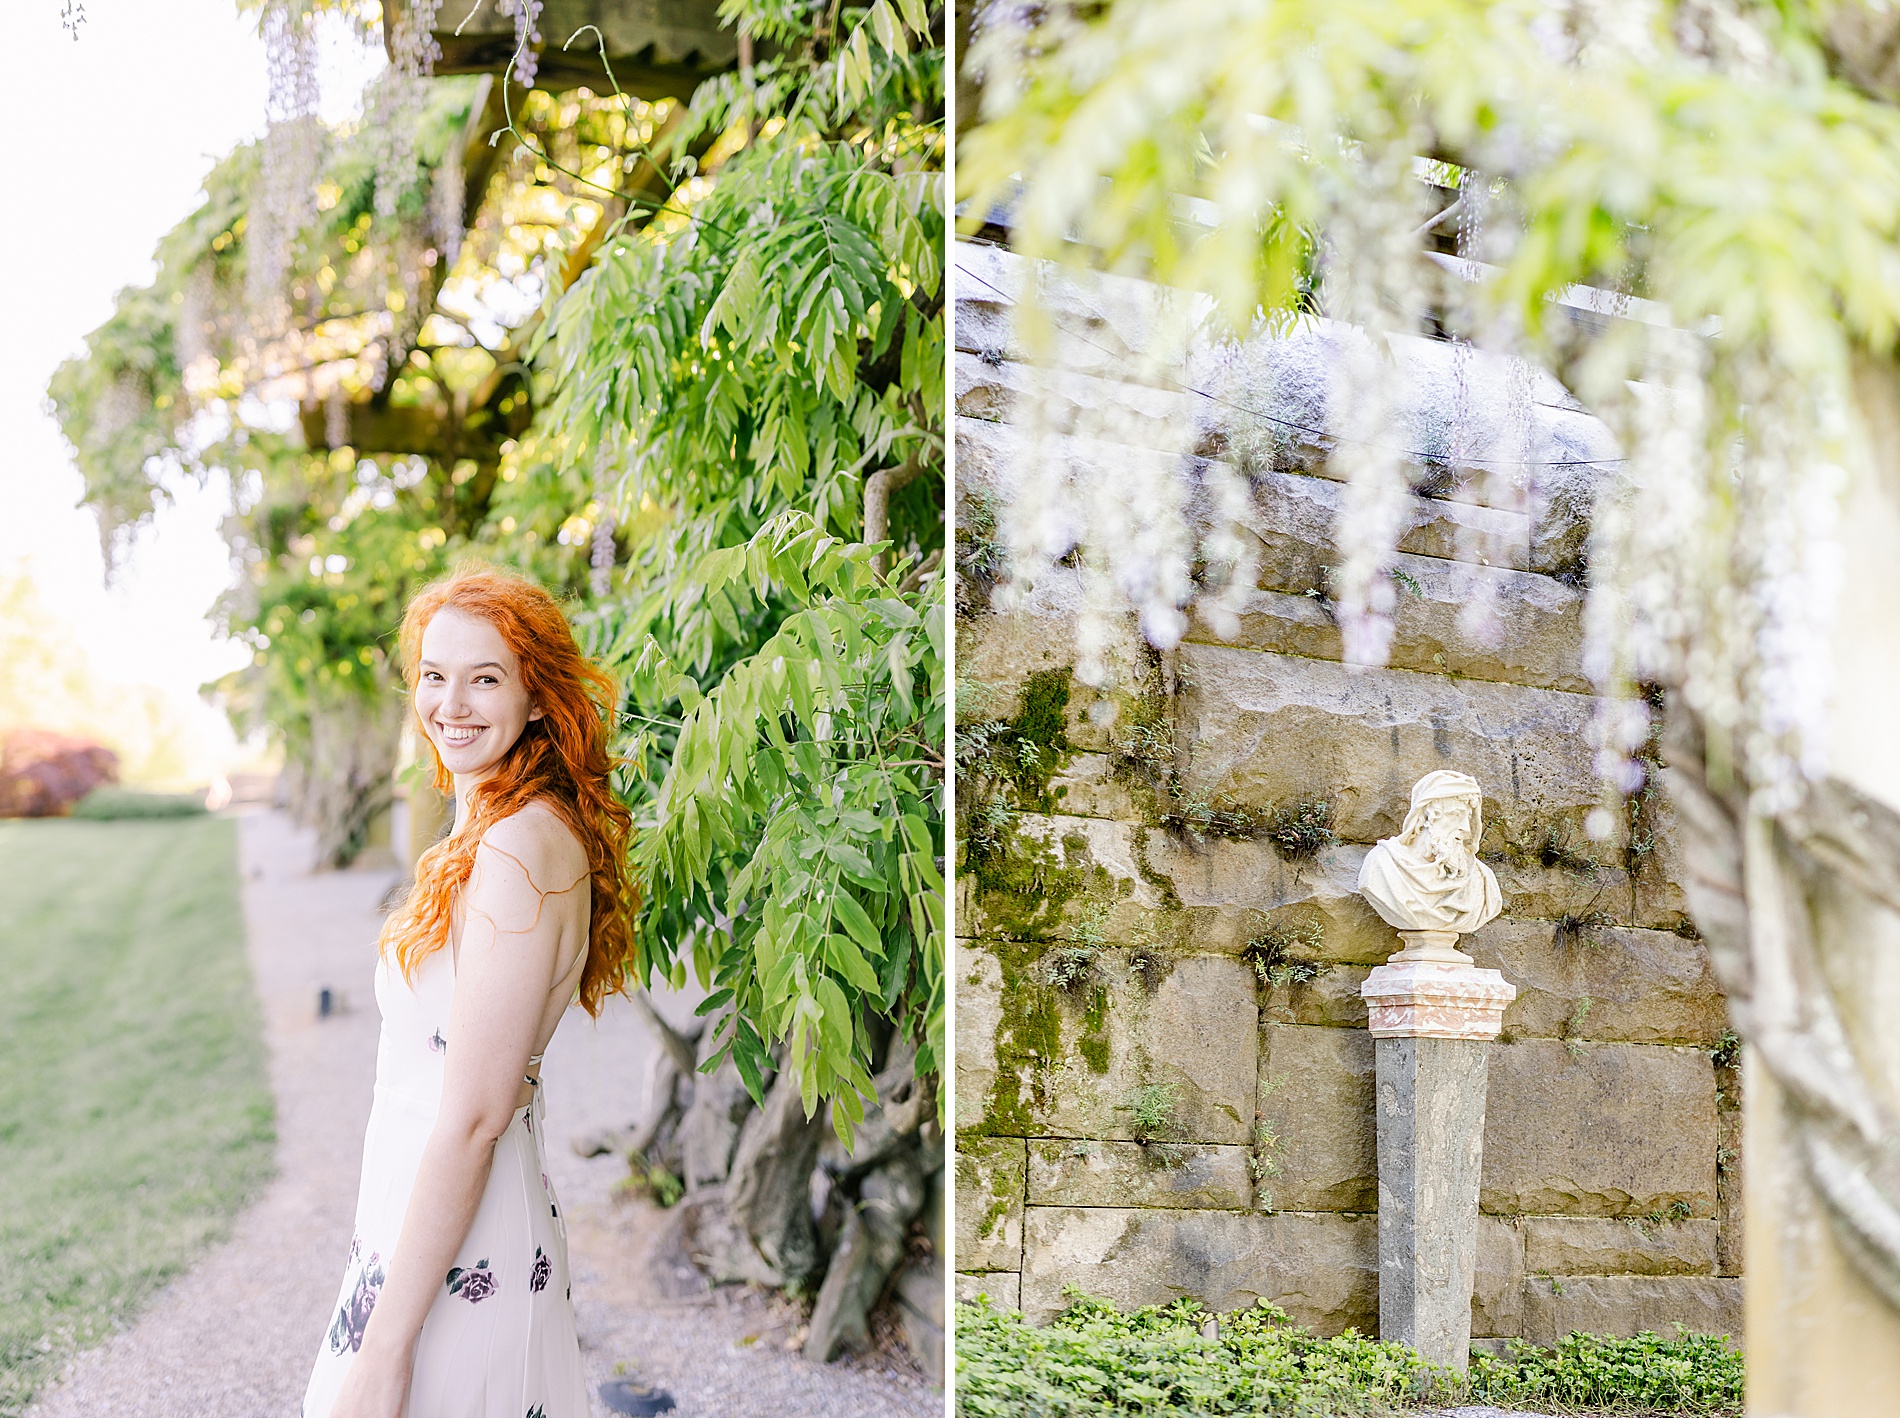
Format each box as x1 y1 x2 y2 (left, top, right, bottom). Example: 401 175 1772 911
951 242 1743 1344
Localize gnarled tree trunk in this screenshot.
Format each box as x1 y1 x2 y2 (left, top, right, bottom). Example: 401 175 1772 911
804 1037 937 1360
625 1013 945 1377
1665 352 1900 1412
289 681 406 869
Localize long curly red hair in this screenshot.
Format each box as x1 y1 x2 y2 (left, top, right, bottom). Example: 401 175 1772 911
378 564 637 1017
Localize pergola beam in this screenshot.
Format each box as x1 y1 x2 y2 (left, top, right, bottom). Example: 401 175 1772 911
386 0 739 100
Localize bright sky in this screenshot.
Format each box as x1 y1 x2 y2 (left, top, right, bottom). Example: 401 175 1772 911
2 0 381 780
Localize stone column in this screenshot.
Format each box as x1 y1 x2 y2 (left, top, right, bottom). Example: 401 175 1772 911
1361 931 1515 1370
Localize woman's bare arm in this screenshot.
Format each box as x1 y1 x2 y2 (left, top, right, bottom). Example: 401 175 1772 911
335 808 585 1414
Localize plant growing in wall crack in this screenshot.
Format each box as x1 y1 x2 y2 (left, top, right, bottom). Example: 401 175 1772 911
1563 996 1593 1058
1159 790 1268 843
1126 947 1163 991
1045 946 1098 992
1126 1082 1181 1144
1263 798 1337 862
1554 910 1613 951
1242 917 1325 985
1250 1119 1282 1210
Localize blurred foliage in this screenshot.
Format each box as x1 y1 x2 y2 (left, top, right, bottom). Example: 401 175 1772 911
69 789 209 821
960 0 1900 357
957 0 1900 821
0 573 206 788
49 71 682 861
51 0 945 1118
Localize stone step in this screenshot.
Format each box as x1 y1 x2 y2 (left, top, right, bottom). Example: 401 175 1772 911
956 415 1542 559
955 240 1216 383
956 349 1208 462
957 357 1550 519
1219 455 1537 573
952 241 1621 493
952 241 1608 442
1193 568 1586 695
960 431 1593 695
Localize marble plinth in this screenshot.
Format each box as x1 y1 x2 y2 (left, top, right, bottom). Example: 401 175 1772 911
1363 957 1515 1369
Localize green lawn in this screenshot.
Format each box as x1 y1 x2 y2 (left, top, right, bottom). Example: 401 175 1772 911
0 817 274 1416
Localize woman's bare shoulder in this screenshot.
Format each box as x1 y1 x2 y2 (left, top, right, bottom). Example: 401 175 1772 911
477 801 587 885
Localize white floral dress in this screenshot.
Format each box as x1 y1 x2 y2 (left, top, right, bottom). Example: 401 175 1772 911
303 944 589 1418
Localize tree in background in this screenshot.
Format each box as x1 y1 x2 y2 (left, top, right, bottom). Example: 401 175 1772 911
51 69 574 864
0 573 208 790
51 0 944 1357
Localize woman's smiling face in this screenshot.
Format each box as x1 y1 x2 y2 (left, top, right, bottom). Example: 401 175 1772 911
414 607 541 784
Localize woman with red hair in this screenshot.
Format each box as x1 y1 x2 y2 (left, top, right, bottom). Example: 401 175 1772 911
303 565 637 1418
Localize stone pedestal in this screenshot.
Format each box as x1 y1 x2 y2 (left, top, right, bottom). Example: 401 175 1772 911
1362 953 1515 1370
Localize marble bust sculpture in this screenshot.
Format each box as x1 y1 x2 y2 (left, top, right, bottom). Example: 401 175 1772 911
1356 770 1502 948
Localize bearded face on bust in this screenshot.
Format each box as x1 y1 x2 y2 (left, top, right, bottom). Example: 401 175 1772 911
1356 771 1503 937
1413 797 1475 879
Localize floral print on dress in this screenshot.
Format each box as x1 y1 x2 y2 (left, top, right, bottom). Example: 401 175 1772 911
305 949 594 1418
447 1258 497 1302
327 1251 385 1354
530 1246 551 1294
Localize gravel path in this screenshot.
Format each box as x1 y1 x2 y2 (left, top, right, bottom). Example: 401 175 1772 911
27 810 938 1418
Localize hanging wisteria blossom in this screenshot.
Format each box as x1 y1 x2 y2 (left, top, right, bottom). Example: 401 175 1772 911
961 0 1870 823
249 0 323 335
